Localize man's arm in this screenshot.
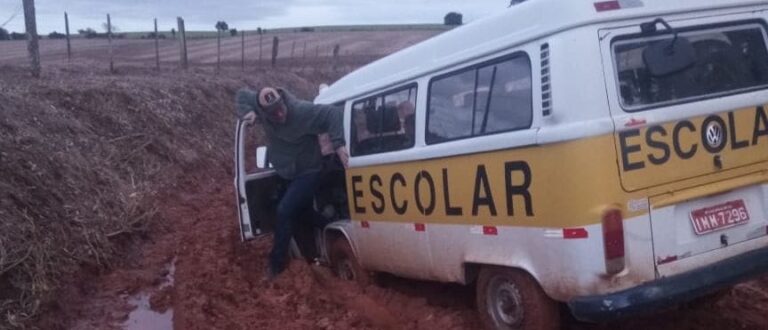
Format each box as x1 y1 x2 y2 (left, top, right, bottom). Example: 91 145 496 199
294 100 348 167
308 103 345 150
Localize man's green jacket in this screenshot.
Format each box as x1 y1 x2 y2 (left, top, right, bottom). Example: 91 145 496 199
236 88 345 180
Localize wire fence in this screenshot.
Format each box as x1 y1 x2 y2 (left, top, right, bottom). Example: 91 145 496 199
0 11 447 75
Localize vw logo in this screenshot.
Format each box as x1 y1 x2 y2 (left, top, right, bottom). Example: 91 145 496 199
705 121 724 149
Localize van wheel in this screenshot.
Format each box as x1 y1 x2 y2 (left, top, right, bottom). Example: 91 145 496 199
329 238 370 287
477 267 559 330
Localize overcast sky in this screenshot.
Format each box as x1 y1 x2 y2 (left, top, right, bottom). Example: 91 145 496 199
0 0 508 34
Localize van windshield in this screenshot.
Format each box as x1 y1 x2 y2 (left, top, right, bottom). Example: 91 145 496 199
613 22 768 110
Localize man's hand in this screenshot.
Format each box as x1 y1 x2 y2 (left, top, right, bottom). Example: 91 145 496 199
336 146 349 169
243 111 257 126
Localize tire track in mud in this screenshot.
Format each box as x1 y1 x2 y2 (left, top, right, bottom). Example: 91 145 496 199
161 172 768 330
168 173 478 330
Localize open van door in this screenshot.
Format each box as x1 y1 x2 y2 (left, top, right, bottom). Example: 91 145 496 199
234 121 282 241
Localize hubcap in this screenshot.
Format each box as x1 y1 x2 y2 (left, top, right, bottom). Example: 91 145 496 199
488 276 524 328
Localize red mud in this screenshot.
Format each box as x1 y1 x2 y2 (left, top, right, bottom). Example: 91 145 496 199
41 168 768 330
39 171 479 330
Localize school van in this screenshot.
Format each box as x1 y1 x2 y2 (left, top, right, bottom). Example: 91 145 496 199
235 0 768 328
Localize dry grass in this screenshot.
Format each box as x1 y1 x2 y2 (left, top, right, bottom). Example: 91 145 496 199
0 63 348 328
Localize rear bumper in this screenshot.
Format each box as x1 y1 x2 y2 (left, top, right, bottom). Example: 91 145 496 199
568 246 768 322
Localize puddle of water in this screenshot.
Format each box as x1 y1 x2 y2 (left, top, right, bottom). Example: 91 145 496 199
121 258 176 330
122 294 173 330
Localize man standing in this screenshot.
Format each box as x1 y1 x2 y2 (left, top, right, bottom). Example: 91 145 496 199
236 86 348 279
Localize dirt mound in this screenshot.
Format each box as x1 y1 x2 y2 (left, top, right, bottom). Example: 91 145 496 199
0 63 344 328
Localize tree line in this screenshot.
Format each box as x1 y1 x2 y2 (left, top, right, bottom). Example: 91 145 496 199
1 10 462 42
0 21 247 41
0 26 126 40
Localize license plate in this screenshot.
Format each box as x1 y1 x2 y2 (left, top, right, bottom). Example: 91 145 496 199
689 200 750 235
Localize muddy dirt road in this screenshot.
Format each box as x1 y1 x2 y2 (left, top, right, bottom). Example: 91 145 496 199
44 172 479 330
42 169 768 330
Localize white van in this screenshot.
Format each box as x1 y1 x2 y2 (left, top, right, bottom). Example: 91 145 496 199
235 1 768 328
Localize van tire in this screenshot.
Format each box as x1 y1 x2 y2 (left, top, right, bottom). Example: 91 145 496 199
329 237 370 287
477 266 559 330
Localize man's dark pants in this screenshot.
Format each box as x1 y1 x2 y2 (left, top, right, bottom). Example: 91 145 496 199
269 172 328 275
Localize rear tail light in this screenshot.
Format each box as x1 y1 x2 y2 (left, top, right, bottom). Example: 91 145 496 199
602 208 626 274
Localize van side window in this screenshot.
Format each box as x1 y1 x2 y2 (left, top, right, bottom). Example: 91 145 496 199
427 54 532 144
614 22 768 110
350 85 417 156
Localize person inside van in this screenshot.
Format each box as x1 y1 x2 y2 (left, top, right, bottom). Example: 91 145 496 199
236 86 348 279
398 101 416 146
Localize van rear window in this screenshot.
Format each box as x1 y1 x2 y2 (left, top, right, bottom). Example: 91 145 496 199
613 22 768 110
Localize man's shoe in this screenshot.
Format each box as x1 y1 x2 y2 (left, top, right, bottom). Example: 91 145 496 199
265 265 281 282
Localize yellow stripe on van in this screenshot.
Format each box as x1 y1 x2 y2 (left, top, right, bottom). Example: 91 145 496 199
346 134 646 228
617 106 768 191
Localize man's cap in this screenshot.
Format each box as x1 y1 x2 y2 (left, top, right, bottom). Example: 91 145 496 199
258 87 282 110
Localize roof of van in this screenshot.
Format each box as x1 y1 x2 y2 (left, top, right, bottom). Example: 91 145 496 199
315 0 765 104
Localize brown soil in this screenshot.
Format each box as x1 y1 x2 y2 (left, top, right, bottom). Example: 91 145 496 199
42 165 768 330
34 168 481 330
0 61 350 328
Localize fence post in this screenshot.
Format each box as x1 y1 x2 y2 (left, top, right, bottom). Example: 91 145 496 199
258 32 263 64
177 17 188 69
216 28 221 72
290 41 296 58
241 30 245 71
22 0 40 78
333 44 340 71
303 41 307 58
65 12 71 62
154 18 160 70
107 14 114 73
271 36 278 67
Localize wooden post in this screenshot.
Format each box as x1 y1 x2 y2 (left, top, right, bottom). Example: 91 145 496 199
154 18 160 70
107 14 114 73
65 11 71 62
22 0 40 78
333 44 340 71
258 32 263 64
290 41 296 58
303 41 307 58
216 28 221 71
241 30 245 70
177 17 187 69
271 36 278 67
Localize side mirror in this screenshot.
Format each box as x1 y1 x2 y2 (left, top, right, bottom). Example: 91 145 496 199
640 18 696 77
643 37 695 76
256 146 269 169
